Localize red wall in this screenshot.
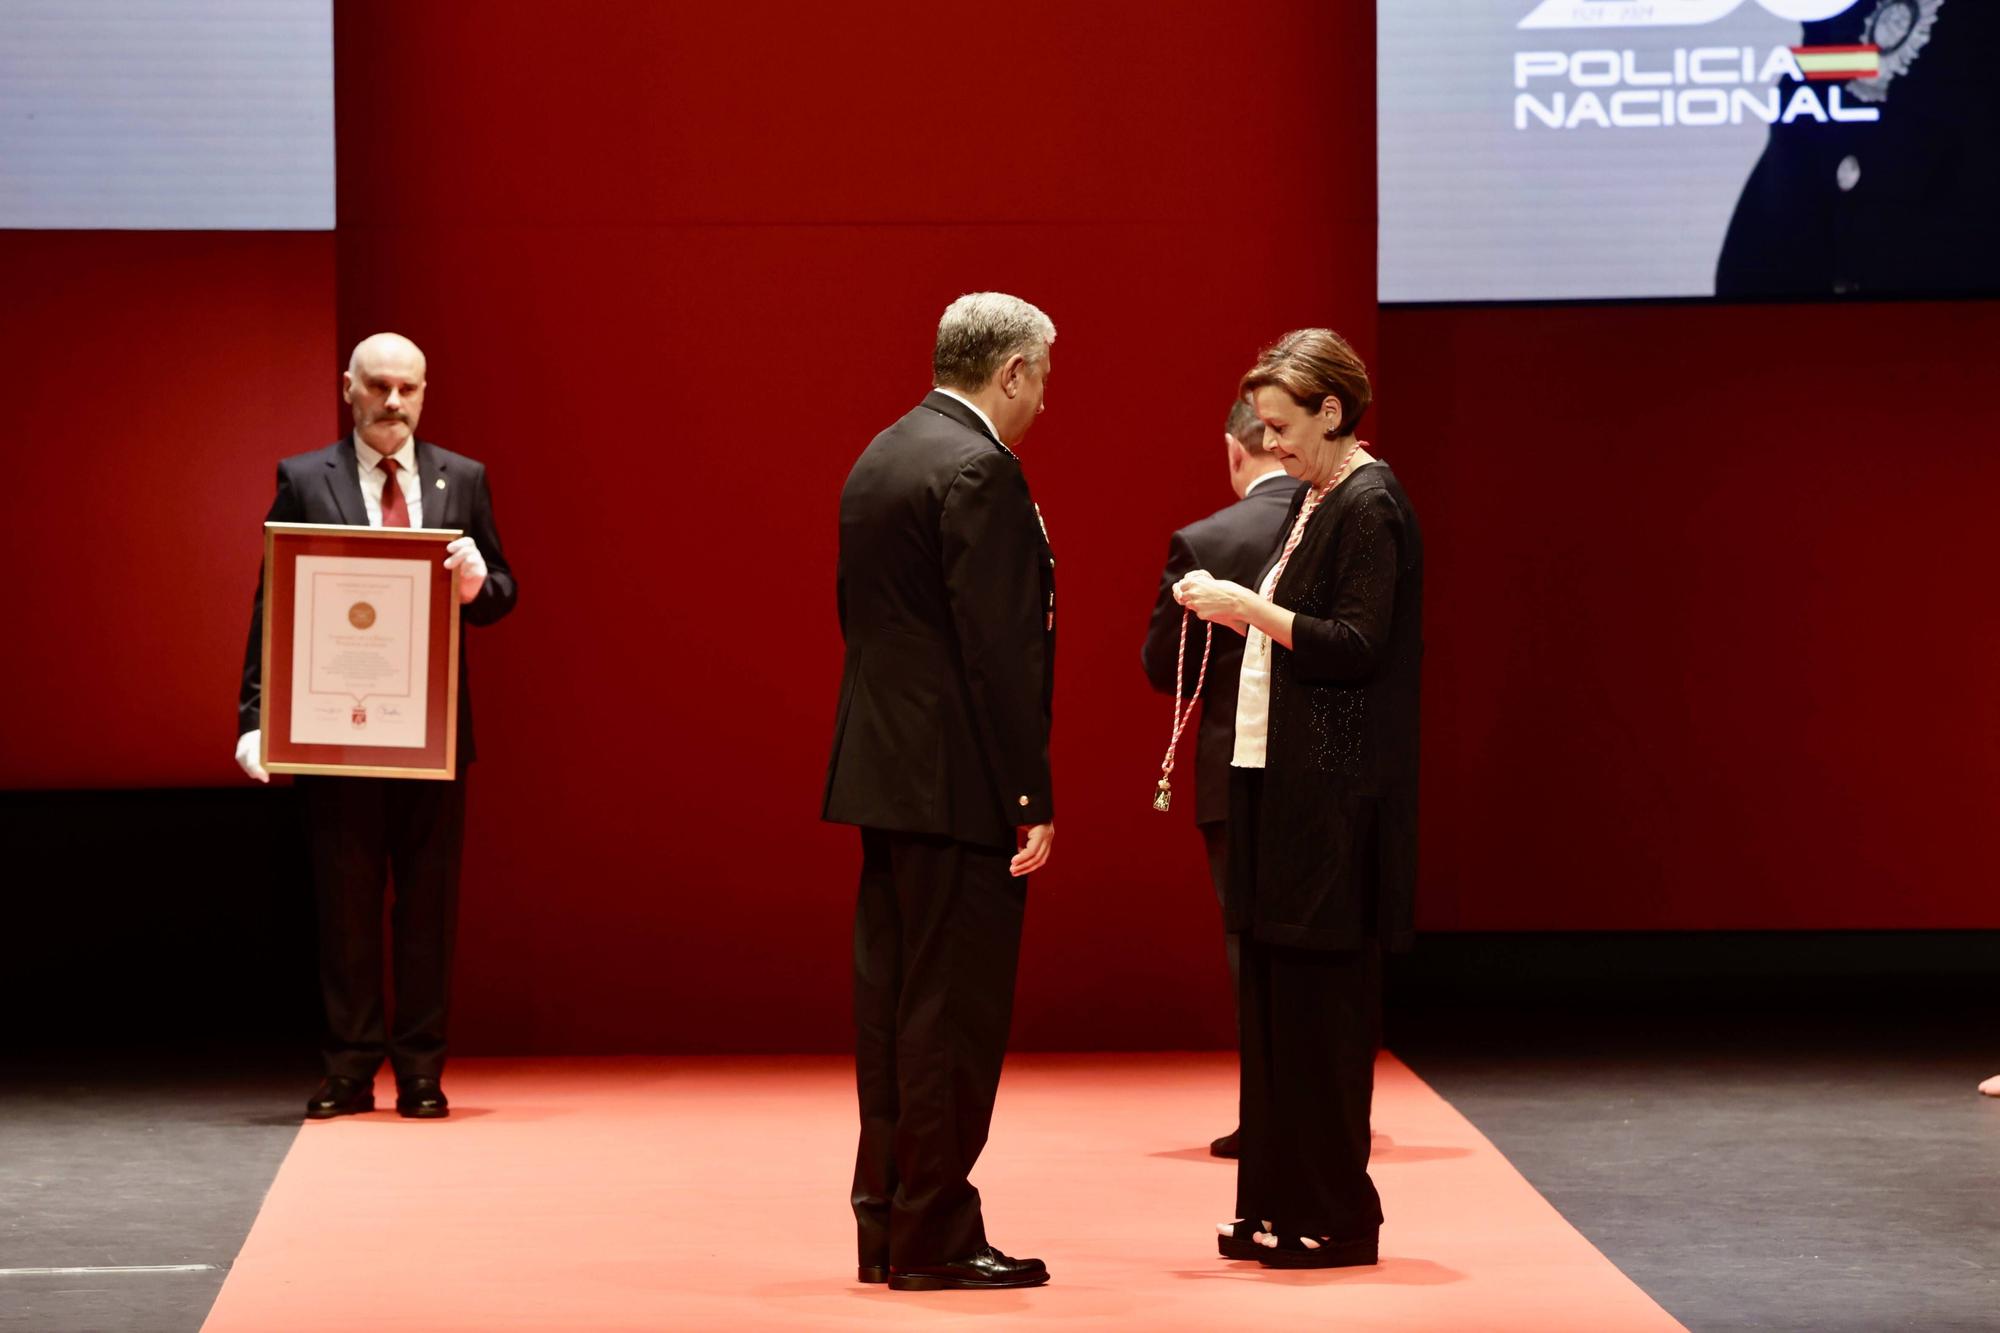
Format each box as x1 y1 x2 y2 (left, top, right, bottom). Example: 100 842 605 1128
0 231 336 788
9 6 1998 1055
332 0 1377 1052
1379 299 2000 931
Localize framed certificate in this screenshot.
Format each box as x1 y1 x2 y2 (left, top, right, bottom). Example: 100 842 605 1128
260 522 463 780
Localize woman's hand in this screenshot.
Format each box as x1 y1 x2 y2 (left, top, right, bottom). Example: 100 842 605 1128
1173 569 1252 634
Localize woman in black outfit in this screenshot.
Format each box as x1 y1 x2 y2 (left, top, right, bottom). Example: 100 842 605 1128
1173 328 1423 1268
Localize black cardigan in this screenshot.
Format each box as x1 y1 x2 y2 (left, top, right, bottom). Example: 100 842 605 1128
1225 462 1424 952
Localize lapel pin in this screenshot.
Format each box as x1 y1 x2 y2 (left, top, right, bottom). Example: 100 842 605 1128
435 477 447 489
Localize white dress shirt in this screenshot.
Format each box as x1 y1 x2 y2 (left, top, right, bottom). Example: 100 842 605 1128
355 435 424 528
1243 468 1289 498
932 386 1012 456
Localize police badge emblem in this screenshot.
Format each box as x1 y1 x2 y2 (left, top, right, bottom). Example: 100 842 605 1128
1847 0 1943 103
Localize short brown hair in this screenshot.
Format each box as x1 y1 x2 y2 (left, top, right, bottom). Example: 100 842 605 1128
1239 328 1372 441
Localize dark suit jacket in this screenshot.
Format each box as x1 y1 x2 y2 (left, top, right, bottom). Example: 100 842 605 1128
1141 473 1304 825
822 391 1055 850
237 437 518 763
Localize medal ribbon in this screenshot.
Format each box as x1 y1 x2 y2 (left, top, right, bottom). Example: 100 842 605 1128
1152 446 1363 811
1152 610 1214 811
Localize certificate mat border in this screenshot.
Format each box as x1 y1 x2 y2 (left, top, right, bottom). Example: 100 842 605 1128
260 522 463 780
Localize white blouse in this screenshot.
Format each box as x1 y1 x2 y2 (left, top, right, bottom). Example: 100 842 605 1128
1229 563 1286 770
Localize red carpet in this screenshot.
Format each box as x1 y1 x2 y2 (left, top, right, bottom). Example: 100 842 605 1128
202 1053 1681 1331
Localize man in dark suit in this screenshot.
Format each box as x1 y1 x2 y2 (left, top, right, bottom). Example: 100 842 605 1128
823 292 1057 1292
234 332 517 1121
1141 398 1302 1158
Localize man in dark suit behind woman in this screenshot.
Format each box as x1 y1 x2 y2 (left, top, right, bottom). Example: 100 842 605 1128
1141 399 1303 1157
823 292 1058 1292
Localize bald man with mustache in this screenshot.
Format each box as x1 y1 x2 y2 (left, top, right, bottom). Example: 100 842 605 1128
236 333 518 1120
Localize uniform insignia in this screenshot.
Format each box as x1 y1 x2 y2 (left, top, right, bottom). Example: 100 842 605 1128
1847 0 1942 104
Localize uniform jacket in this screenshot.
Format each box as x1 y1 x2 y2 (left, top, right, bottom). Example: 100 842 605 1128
823 391 1056 849
1718 3 1999 298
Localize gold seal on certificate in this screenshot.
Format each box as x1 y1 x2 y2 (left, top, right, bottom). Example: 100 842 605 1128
259 523 463 780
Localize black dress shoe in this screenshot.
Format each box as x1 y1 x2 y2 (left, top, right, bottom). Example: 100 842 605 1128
305 1075 374 1119
395 1077 449 1119
888 1246 1049 1291
1210 1128 1241 1158
857 1265 888 1284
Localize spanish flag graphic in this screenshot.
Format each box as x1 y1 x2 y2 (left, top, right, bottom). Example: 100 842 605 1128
1791 44 1883 81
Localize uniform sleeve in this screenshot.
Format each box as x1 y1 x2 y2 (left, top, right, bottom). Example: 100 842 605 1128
1140 530 1203 696
940 450 1053 826
460 463 518 627
237 462 303 736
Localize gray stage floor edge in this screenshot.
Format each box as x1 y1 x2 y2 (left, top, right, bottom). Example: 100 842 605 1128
1397 1008 2000 1333
0 1055 309 1333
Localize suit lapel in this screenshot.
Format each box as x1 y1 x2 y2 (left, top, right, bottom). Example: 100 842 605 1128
325 437 368 525
416 441 451 529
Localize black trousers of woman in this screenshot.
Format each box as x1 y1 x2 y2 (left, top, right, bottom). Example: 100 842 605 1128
1228 769 1384 1241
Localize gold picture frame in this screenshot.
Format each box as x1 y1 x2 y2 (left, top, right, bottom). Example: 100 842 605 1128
259 522 463 780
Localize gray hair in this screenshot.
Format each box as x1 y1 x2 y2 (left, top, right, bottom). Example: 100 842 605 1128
932 292 1056 392
1225 396 1263 446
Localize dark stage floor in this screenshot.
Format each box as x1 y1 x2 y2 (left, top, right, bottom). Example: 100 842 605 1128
0 1053 312 1333
3 1012 1996 1332
1395 1006 2000 1332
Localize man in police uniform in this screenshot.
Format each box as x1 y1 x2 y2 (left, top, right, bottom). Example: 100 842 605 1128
824 293 1057 1292
1717 0 1999 298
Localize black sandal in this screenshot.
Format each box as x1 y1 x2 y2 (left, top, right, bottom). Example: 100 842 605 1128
1216 1218 1271 1260
1254 1229 1379 1269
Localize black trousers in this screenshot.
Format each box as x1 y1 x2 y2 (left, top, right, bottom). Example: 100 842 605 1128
1234 937 1383 1238
1199 820 1241 994
1228 769 1383 1239
851 827 1026 1268
298 774 467 1082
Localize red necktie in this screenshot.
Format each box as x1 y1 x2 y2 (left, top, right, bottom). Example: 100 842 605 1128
379 458 411 528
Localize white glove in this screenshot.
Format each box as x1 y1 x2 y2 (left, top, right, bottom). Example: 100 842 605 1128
235 730 269 784
444 535 487 603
